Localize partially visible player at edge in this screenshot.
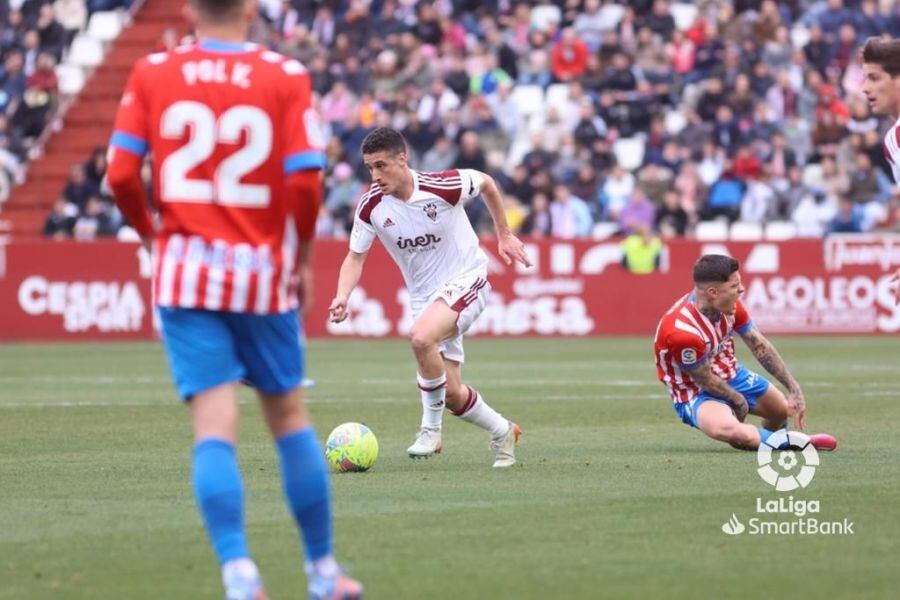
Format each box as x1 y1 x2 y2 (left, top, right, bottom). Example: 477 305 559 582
329 128 532 467
654 255 837 452
860 36 900 305
105 1 361 598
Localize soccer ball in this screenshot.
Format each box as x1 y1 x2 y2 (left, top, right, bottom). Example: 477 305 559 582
325 422 379 473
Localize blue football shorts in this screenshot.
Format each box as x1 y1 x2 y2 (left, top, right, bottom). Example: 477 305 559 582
673 364 771 428
157 307 304 400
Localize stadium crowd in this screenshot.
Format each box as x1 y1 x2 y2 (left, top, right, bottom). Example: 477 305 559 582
0 0 129 229
41 0 900 240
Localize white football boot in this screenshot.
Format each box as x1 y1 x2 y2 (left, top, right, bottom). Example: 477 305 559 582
407 426 443 458
490 422 521 468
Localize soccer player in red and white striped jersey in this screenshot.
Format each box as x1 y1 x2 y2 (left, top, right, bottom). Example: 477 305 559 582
329 128 532 467
861 37 900 304
105 1 361 598
654 255 836 451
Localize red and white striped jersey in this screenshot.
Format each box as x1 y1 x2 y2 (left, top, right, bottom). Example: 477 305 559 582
882 115 900 184
349 169 488 306
653 293 753 404
109 40 325 314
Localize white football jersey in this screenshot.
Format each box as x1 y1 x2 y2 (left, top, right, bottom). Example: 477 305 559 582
883 115 900 184
349 169 488 303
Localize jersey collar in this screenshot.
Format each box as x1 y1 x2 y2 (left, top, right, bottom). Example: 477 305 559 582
197 39 256 54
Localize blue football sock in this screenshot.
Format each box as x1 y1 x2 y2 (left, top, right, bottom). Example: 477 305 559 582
758 426 793 449
192 438 249 564
276 427 333 562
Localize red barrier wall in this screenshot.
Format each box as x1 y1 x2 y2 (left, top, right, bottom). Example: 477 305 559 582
1 236 898 341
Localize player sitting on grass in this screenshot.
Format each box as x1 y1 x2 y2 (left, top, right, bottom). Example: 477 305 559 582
654 254 837 451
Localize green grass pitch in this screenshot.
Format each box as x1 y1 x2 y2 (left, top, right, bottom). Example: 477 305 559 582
1 337 898 598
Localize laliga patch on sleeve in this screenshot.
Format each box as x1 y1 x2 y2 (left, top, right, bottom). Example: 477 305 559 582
681 348 698 364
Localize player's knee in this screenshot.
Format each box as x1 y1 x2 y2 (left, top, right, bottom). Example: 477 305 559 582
770 400 789 424
409 327 437 353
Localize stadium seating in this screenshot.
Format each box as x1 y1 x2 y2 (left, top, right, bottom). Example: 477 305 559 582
612 137 646 172
67 35 106 68
729 221 765 241
764 221 799 240
2 0 184 235
694 220 730 241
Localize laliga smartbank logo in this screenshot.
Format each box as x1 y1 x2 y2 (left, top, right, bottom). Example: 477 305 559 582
721 431 854 536
757 429 818 490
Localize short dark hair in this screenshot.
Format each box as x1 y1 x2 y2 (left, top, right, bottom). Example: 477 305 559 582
190 0 245 24
692 254 740 286
861 36 900 77
361 128 407 156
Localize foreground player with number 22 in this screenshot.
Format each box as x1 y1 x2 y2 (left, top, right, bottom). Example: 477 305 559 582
106 0 361 598
329 128 532 468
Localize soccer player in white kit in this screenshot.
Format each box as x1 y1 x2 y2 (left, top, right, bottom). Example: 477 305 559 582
329 128 532 467
861 36 900 304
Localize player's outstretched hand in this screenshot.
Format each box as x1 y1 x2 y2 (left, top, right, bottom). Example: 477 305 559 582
891 267 900 306
732 397 750 422
498 231 532 268
328 296 349 323
787 388 807 430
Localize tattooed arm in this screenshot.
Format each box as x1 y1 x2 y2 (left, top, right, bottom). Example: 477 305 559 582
689 361 750 422
739 324 806 429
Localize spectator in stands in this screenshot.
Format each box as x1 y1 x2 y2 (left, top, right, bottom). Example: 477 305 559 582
72 196 117 241
43 196 75 238
37 0 900 242
36 4 66 61
645 0 676 40
12 80 54 139
62 163 97 211
420 136 457 174
776 165 814 218
550 184 592 238
324 162 360 232
22 29 40 77
53 0 87 48
0 11 25 55
848 152 891 207
572 0 605 51
829 196 864 233
520 191 552 237
1 52 27 109
601 163 636 221
84 146 108 190
618 186 656 236
570 164 599 209
793 190 837 237
637 162 673 207
550 27 589 83
655 189 689 237
818 0 854 41
702 171 746 222
817 155 850 202
740 176 777 223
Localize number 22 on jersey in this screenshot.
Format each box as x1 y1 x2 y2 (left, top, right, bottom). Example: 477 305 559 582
160 100 273 208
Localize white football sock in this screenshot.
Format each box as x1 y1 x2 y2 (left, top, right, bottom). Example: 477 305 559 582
222 557 259 585
417 372 446 430
454 386 510 439
306 554 339 579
